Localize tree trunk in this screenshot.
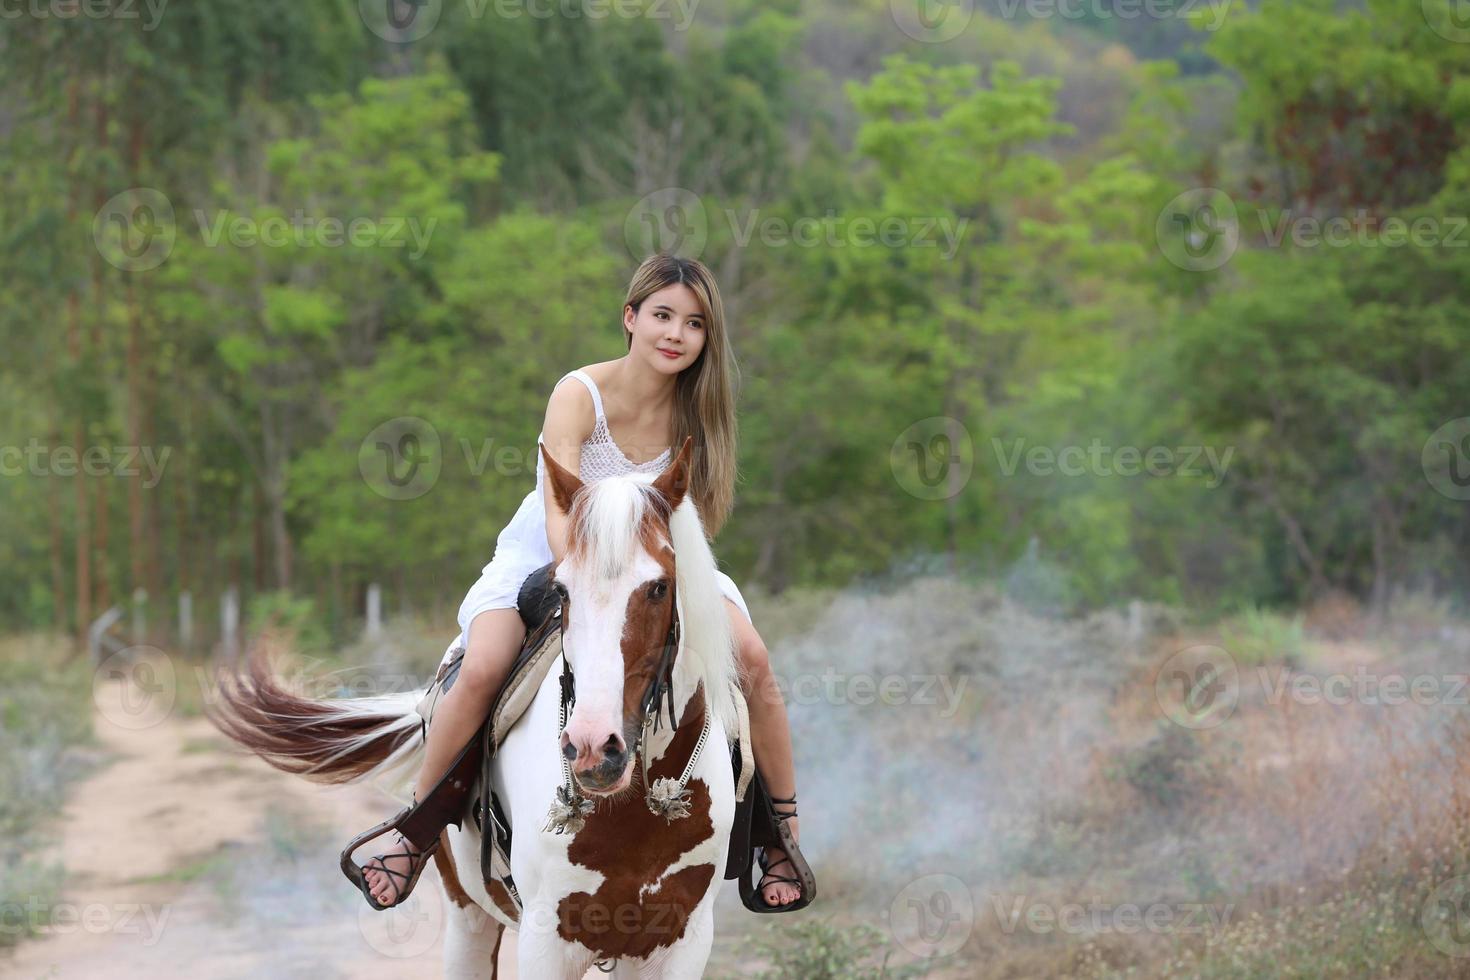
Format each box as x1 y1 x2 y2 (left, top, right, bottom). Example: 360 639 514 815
91 65 114 621
127 280 145 594
269 482 292 591
67 78 91 653
174 449 190 593
93 461 111 616
47 455 68 636
253 481 269 593
258 399 294 590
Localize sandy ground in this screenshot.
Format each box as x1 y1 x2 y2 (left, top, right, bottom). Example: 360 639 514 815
1 671 616 979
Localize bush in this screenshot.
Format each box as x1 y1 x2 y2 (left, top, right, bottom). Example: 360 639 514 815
1219 603 1305 667
0 634 97 948
745 919 943 980
1119 722 1207 811
246 590 329 656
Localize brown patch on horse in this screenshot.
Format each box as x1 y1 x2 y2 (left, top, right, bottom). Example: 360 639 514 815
615 515 680 722
542 434 713 956
434 830 476 910
434 830 519 924
485 879 520 923
556 686 716 958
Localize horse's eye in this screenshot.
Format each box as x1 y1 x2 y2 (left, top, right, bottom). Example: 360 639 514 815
649 580 669 600
553 581 569 601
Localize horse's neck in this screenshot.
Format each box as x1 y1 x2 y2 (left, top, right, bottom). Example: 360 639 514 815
643 665 708 764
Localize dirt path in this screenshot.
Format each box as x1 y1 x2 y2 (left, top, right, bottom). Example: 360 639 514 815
2 669 538 979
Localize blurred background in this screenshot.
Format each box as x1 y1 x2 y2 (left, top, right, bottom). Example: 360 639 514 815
3 0 1470 976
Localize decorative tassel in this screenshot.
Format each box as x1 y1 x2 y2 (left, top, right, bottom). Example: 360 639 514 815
544 784 594 834
645 776 693 822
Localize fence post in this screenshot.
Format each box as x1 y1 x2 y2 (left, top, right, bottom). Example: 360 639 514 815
131 587 148 645
366 582 383 640
88 606 126 665
221 586 239 662
178 590 193 653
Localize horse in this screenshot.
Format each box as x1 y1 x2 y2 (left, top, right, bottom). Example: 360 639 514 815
211 436 744 979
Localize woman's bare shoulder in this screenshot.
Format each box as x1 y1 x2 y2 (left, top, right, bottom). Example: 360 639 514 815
577 361 618 384
544 370 596 442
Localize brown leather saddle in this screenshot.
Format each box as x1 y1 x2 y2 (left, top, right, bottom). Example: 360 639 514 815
366 561 814 914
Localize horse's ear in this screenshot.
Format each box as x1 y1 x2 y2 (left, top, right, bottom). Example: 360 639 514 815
540 442 584 518
652 435 695 511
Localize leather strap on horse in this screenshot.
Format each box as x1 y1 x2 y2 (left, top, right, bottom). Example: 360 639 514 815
543 574 699 834
395 730 483 851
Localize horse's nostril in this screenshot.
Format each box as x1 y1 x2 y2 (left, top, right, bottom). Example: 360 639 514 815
562 741 577 761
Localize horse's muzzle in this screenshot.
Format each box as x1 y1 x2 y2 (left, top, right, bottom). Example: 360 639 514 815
574 760 633 796
561 727 632 795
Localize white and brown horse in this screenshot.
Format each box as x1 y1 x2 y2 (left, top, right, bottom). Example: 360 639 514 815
213 437 742 978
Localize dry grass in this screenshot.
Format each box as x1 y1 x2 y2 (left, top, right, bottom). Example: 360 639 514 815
8 581 1470 976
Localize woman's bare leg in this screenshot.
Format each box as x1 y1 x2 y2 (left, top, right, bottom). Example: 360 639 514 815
724 597 802 907
364 607 526 905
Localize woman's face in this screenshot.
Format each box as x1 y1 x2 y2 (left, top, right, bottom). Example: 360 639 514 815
624 284 707 375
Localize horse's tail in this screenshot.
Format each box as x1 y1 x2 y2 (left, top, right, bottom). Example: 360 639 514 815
208 643 427 788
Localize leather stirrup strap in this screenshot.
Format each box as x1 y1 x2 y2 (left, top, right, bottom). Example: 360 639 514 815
396 723 486 851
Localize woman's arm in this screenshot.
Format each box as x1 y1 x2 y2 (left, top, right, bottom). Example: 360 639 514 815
540 376 595 565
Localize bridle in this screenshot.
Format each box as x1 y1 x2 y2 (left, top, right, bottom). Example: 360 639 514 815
542 570 712 835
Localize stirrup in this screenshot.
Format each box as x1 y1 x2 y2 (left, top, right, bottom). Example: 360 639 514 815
341 801 442 911
742 790 816 914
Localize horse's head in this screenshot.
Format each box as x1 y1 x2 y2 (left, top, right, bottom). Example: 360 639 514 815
538 434 698 796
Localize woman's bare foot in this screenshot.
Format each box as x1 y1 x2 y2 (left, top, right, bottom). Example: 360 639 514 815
362 833 428 907
758 806 802 906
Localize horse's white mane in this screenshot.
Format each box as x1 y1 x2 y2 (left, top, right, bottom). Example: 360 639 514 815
572 473 741 740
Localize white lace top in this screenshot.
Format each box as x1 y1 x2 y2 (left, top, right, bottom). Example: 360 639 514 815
540 368 673 492
452 369 681 642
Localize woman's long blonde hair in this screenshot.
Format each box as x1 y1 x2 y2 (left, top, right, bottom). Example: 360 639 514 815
621 254 740 540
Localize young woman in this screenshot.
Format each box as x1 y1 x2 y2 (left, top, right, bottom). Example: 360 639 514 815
357 254 808 910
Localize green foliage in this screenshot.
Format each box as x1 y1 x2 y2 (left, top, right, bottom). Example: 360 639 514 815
0 636 95 947
0 0 1465 642
1219 603 1306 667
246 591 328 656
1205 0 1470 209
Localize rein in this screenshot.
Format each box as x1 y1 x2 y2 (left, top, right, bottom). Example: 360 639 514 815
543 575 712 834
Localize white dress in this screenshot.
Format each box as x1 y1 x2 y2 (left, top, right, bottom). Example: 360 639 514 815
443 369 751 665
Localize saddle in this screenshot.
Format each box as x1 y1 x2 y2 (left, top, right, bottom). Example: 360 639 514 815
388 562 814 916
